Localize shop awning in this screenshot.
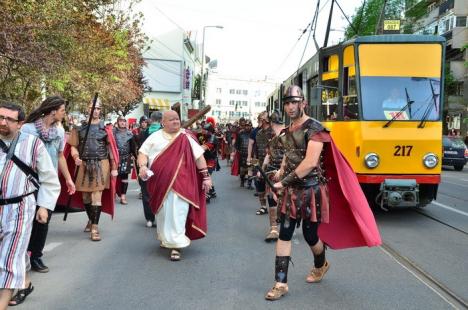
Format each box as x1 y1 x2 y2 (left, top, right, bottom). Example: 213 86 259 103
143 97 170 110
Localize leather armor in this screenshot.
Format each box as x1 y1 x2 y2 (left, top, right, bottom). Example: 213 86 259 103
256 126 275 166
279 118 326 188
79 122 108 160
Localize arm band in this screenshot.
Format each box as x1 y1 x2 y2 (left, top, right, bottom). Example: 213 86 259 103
197 168 210 179
280 171 300 187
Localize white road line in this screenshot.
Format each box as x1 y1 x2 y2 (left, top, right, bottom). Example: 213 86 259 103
431 201 468 217
43 242 63 253
441 179 468 188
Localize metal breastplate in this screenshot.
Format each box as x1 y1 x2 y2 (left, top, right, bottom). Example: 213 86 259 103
79 123 108 160
256 127 274 164
267 135 284 171
114 129 133 157
280 118 325 188
238 131 250 156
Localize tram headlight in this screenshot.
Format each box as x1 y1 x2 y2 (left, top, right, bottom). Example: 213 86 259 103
423 153 438 168
364 153 379 169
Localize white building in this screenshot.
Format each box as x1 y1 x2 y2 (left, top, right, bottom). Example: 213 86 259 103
205 73 278 124
125 11 201 123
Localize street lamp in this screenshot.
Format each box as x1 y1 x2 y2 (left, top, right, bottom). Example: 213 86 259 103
200 25 223 106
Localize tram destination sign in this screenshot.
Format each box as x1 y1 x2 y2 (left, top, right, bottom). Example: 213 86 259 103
383 20 401 34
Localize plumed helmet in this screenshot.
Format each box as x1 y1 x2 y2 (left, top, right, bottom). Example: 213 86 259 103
282 85 304 103
203 122 215 133
269 109 284 124
206 116 216 128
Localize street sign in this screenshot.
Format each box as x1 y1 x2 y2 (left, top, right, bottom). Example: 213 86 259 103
383 20 401 34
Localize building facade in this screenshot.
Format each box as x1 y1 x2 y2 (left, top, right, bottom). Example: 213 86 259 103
125 14 201 123
406 0 467 135
204 73 278 124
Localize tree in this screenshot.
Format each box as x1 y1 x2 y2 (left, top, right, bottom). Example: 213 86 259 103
0 0 147 116
344 0 405 39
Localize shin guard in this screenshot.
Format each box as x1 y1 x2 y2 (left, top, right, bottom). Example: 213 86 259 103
90 205 102 225
274 256 290 283
314 249 326 268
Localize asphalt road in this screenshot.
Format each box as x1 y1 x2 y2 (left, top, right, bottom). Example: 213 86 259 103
18 162 467 309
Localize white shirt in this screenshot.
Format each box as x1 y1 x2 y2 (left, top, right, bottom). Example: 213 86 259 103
139 129 204 167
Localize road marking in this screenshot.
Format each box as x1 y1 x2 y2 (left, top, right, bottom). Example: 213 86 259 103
43 242 62 253
431 201 468 217
441 179 468 188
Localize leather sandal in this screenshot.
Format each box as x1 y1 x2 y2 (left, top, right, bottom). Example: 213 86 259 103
256 207 268 215
90 225 101 241
83 221 91 233
9 282 34 306
170 249 181 261
265 284 288 301
120 198 128 205
306 261 330 283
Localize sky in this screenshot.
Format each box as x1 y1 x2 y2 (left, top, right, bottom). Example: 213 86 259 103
135 0 363 82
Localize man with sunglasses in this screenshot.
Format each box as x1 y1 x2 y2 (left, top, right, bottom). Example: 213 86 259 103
0 103 60 308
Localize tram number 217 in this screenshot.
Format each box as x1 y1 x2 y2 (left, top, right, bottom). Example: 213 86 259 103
394 145 413 156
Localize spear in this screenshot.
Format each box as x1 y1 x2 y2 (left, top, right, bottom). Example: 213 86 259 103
63 92 99 221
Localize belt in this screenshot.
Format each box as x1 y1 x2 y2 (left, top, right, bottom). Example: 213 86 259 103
0 192 35 206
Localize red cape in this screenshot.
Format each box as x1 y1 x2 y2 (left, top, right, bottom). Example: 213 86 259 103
57 125 119 218
147 131 207 240
318 136 382 249
230 152 240 176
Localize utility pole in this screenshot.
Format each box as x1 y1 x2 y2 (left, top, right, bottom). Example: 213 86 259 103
375 0 388 35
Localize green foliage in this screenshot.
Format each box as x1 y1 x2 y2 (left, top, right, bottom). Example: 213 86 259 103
344 0 405 39
0 0 147 116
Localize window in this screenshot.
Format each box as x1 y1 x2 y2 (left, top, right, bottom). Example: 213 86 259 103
229 100 235 106
229 111 235 117
243 90 248 95
236 89 241 95
456 16 467 27
216 88 222 93
242 101 248 106
229 89 235 94
216 99 221 105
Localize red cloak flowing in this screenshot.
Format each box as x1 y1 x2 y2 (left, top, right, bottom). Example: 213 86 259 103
318 135 382 249
147 132 207 240
57 125 119 218
230 152 240 176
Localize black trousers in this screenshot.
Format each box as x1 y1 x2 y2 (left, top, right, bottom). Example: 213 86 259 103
138 177 155 222
28 206 53 258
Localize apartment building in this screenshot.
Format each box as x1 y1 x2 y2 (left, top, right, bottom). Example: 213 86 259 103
204 74 278 124
406 0 467 133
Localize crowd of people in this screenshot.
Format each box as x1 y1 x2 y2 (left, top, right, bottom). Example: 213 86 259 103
0 85 384 307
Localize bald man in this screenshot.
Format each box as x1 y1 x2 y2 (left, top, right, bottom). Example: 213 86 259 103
138 111 212 261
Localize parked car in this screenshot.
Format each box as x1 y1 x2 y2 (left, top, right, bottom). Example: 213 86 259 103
442 135 468 171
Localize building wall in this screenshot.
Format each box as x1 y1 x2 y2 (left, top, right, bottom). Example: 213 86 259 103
205 73 278 124
125 26 200 123
410 0 467 135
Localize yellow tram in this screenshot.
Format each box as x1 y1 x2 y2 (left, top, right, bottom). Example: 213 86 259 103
268 35 445 209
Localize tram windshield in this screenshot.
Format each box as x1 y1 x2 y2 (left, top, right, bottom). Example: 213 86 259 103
361 76 441 121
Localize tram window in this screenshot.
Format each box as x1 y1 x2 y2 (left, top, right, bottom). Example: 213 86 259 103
343 96 359 120
321 79 339 121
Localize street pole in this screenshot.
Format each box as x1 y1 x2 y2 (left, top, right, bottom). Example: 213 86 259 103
200 26 206 106
199 25 223 108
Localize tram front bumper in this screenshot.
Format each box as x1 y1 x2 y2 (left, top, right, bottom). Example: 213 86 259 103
380 179 419 207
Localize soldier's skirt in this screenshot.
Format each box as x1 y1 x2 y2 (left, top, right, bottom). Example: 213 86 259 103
76 159 110 192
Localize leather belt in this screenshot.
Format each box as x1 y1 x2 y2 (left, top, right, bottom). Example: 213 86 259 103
0 192 35 206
